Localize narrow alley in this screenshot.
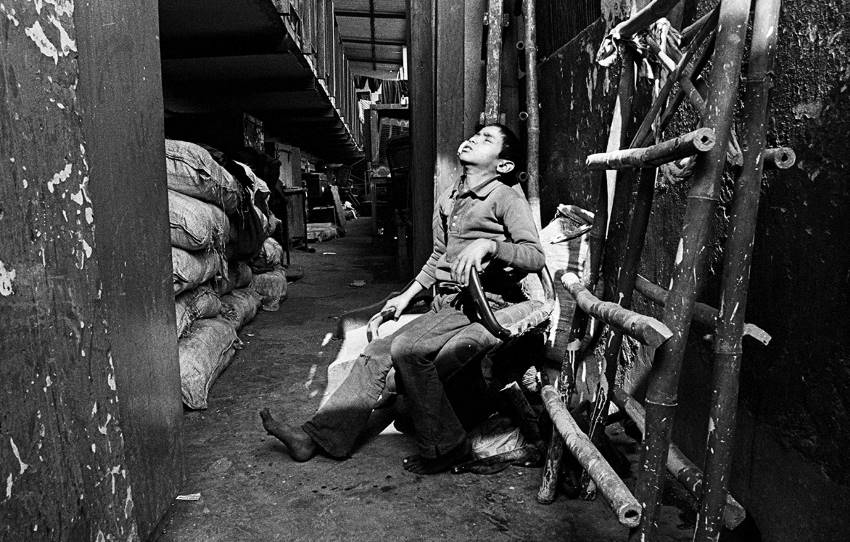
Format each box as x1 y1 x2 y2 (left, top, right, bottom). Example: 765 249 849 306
153 218 691 542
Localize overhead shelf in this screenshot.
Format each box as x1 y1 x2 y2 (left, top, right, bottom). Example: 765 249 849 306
159 0 364 163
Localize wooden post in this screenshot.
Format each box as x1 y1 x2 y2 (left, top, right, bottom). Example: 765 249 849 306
694 1 783 539
435 0 466 195
632 1 752 539
483 0 505 124
523 0 541 228
409 0 437 268
463 0 486 136
1 1 177 538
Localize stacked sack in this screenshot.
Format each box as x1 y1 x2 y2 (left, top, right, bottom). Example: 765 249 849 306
232 160 289 312
167 140 263 409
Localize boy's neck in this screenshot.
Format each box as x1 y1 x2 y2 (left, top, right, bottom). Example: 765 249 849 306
462 165 499 189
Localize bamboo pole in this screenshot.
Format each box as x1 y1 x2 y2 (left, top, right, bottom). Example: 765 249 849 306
611 0 686 39
562 273 673 347
611 389 747 530
631 1 752 539
542 385 642 527
522 0 541 228
586 128 715 170
634 275 771 345
581 4 719 501
763 147 796 169
694 0 782 539
631 7 718 148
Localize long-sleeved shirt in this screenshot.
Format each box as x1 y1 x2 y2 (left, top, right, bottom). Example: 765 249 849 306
414 175 544 300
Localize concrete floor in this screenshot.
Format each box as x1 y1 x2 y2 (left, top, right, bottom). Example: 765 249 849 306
154 218 693 542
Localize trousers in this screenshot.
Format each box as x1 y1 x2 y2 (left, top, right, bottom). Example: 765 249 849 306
302 292 537 459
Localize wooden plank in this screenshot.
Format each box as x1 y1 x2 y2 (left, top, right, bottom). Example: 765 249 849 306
330 185 347 234
435 0 466 196
0 2 148 539
409 0 437 267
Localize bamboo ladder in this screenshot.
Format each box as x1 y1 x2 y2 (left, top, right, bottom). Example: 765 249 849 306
525 0 792 539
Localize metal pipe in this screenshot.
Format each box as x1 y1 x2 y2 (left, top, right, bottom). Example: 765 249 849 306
523 0 541 228
694 0 782 539
631 1 752 539
542 385 642 527
586 128 715 170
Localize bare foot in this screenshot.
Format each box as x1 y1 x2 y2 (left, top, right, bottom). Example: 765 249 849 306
259 408 317 462
403 441 471 475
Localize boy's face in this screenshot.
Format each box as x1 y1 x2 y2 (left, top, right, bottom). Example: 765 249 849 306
457 126 514 174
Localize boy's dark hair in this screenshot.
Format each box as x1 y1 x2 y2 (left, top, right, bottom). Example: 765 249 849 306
485 123 524 179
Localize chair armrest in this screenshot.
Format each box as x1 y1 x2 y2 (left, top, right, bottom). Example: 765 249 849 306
467 265 557 340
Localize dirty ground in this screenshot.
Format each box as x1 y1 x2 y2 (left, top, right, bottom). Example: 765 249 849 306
154 218 692 542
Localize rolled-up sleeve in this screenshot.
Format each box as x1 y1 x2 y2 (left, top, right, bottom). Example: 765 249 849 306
492 192 544 272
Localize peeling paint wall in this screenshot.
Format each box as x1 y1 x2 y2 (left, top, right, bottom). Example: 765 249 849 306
538 2 849 540
0 1 138 539
1 0 180 539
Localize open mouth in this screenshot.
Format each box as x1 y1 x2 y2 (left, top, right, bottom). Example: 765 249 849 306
459 143 473 153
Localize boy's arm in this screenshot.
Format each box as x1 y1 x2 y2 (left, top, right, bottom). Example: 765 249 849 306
380 188 449 317
491 194 545 272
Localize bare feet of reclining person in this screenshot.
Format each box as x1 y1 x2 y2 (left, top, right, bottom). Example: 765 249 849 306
260 408 317 462
402 440 471 475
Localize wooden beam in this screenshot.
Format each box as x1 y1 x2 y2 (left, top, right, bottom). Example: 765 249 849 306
409 0 437 268
463 0 486 136
341 37 408 46
434 0 466 195
335 10 407 19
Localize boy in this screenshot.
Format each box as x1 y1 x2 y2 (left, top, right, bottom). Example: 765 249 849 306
261 124 544 474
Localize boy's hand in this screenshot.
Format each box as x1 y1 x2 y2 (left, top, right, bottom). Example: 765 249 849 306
380 293 412 320
452 239 497 287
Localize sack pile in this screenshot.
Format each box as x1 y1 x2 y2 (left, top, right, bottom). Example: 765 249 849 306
167 140 288 409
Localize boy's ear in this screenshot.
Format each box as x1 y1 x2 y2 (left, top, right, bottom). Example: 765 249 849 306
496 159 515 174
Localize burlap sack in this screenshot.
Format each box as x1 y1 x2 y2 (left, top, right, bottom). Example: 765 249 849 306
174 285 222 338
250 266 288 311
165 139 241 213
172 247 224 295
168 190 230 251
178 317 239 410
220 288 262 330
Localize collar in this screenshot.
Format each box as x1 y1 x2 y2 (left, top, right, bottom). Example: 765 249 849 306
455 174 503 199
